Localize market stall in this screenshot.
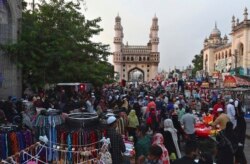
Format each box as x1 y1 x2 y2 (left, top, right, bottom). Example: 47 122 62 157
224 75 250 88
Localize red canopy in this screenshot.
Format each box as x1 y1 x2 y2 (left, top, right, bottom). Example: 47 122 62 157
224 75 250 88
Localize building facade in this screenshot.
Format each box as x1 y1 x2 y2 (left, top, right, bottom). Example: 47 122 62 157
0 0 22 99
113 15 160 82
203 8 250 76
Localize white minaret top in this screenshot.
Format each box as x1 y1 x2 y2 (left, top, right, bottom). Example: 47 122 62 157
150 15 159 52
244 7 248 20
232 15 235 29
114 14 123 52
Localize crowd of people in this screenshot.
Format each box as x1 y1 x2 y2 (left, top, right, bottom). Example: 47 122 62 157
0 80 248 164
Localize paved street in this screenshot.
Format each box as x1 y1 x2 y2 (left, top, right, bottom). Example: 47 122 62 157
245 119 250 163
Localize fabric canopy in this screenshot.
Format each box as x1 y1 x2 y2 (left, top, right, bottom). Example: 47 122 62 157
224 75 250 88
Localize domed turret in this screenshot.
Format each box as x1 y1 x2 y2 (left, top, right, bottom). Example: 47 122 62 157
223 34 228 44
115 14 121 22
153 14 158 21
210 23 221 37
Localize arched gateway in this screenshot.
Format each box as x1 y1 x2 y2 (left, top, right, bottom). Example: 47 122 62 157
113 15 160 82
128 67 144 82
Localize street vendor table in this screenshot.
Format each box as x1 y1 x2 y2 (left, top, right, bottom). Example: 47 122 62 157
123 140 135 164
195 122 219 138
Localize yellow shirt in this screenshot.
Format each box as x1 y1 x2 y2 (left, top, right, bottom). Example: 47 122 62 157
212 113 230 130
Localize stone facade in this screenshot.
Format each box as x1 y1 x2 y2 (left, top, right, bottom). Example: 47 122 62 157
0 0 22 99
203 8 250 76
113 15 160 82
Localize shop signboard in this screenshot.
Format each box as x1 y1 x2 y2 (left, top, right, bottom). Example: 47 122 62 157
224 75 236 88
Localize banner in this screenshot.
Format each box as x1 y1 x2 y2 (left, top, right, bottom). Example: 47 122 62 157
224 75 236 88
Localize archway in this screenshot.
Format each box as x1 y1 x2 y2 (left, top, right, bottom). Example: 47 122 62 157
128 67 144 82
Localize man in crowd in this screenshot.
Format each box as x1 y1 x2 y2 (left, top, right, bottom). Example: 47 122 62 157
173 140 199 164
106 116 126 163
181 107 196 140
211 108 229 130
212 99 224 120
226 99 237 129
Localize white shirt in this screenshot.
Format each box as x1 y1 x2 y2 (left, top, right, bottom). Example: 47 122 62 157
181 113 196 134
226 103 236 118
226 103 237 128
234 100 239 108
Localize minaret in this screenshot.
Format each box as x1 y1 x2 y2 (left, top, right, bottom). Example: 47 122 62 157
244 7 248 21
114 14 123 52
231 15 235 29
113 14 124 81
150 14 159 52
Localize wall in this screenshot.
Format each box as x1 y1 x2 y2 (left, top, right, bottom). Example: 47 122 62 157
0 0 22 99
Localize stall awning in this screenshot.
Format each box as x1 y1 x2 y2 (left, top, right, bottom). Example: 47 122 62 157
224 75 250 88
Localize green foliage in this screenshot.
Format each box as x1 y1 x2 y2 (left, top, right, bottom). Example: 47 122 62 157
191 51 203 77
1 0 114 88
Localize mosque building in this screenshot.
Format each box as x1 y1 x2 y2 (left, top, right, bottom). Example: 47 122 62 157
203 8 250 76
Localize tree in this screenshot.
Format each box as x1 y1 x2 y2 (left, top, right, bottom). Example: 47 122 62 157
191 50 203 77
0 0 114 88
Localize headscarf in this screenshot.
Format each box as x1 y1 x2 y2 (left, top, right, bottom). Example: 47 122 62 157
164 119 181 158
128 110 139 128
152 133 170 164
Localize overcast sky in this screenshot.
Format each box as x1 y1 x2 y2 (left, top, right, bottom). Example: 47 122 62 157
82 0 249 71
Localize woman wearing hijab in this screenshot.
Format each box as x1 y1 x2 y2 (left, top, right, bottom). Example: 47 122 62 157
128 110 139 141
146 110 159 132
216 121 238 164
152 133 170 164
171 113 185 148
162 119 181 163
234 111 247 164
